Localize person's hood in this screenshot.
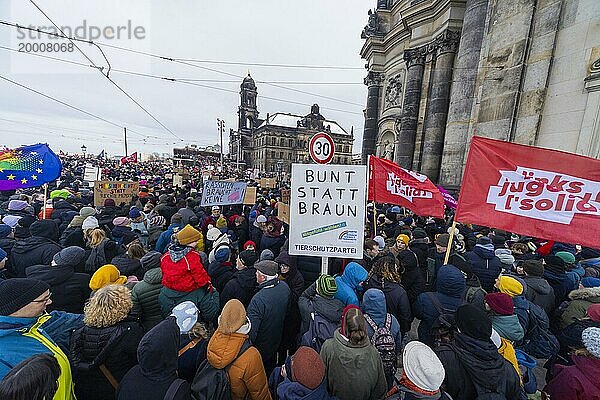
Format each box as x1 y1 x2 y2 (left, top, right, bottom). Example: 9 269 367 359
29 220 60 241
233 267 258 289
12 235 59 254
452 333 506 392
524 276 553 296
69 215 85 228
310 294 344 324
491 315 524 340
276 377 329 400
143 267 163 284
168 244 191 263
207 330 248 369
362 288 387 326
569 286 600 301
137 317 179 382
473 245 496 260
435 265 466 297
572 355 600 387
53 200 77 211
25 264 74 285
340 262 368 289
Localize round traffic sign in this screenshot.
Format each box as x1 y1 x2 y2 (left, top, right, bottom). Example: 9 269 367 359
309 132 335 164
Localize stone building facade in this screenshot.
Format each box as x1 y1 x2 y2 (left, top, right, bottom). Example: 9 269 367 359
360 0 600 189
229 74 354 173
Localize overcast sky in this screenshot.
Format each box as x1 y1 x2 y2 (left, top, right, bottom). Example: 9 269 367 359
0 0 371 157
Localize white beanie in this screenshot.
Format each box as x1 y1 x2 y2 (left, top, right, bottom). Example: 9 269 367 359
582 327 600 358
82 216 99 230
403 341 445 392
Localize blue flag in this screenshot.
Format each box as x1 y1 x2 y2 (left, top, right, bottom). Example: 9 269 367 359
0 143 62 190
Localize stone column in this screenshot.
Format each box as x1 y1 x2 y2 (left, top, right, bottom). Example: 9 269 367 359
361 71 384 164
420 31 460 182
439 0 489 188
394 47 426 169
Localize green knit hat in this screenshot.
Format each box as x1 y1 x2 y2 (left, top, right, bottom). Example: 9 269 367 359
316 274 337 298
555 251 576 265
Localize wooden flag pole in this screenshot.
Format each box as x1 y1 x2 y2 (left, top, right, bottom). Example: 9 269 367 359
443 220 457 265
42 183 48 220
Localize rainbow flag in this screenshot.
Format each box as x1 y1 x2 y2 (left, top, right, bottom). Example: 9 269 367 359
0 143 62 190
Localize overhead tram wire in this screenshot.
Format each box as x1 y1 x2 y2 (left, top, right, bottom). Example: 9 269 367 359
27 1 183 143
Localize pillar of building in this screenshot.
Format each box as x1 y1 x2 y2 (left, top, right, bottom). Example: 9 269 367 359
419 31 460 182
361 71 384 164
438 0 489 188
394 47 426 169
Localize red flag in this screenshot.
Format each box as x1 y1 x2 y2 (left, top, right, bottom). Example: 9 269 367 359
120 152 138 165
456 136 600 249
368 155 444 218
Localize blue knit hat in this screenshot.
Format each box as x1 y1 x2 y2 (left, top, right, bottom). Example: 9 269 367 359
581 277 600 288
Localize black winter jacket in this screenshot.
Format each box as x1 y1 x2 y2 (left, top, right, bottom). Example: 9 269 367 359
364 275 412 334
465 246 502 292
297 282 344 335
397 249 426 303
523 275 556 316
219 266 257 309
208 260 235 293
112 254 143 279
26 264 90 314
11 220 62 277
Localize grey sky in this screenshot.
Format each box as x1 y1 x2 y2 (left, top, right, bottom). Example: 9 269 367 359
0 0 371 157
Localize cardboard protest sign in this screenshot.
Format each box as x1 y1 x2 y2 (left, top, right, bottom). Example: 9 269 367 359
243 186 257 205
260 178 276 189
281 188 291 204
289 164 367 259
201 181 247 206
278 202 290 224
94 181 139 207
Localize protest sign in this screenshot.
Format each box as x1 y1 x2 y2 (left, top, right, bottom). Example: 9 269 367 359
94 181 139 207
243 186 257 205
281 188 291 204
368 155 444 218
201 181 247 206
278 202 290 224
172 174 183 187
260 178 276 189
456 136 600 249
84 164 101 183
289 164 367 259
437 185 458 210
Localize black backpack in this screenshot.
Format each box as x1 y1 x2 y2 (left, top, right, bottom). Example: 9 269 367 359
427 292 461 348
300 312 338 353
191 340 251 400
85 238 108 273
522 301 559 358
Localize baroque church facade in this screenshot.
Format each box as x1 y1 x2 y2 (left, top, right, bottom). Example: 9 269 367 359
229 74 354 173
360 0 600 189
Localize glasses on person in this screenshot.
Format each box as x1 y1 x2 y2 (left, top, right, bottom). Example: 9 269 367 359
32 293 52 303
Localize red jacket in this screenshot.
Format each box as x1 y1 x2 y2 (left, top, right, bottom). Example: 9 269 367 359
544 356 600 400
160 247 211 292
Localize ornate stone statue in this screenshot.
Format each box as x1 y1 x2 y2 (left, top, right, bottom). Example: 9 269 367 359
361 9 383 39
384 140 394 160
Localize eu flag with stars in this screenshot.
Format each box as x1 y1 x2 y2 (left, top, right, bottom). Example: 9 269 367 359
0 143 62 190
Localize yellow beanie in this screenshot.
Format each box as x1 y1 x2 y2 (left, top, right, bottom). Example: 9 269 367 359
89 264 127 291
396 234 410 246
177 224 202 246
497 276 523 297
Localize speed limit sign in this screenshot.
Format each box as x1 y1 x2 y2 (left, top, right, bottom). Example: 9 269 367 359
309 132 335 164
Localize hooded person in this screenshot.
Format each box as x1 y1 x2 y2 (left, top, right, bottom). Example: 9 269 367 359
558 303 600 356
362 288 402 389
207 244 235 293
320 306 387 400
396 248 426 304
11 219 62 278
333 262 368 306
484 292 524 343
25 246 91 314
465 236 503 292
205 299 270 400
159 224 219 324
434 304 522 400
219 249 259 309
131 251 164 331
413 265 466 346
560 278 600 329
117 317 191 400
543 255 572 307
60 206 96 248
155 213 184 254
298 274 344 336
522 259 556 315
269 346 334 400
544 327 600 400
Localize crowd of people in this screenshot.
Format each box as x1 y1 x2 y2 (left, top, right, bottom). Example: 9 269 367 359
0 155 599 400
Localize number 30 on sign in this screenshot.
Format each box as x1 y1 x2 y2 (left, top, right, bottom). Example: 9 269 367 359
309 132 335 164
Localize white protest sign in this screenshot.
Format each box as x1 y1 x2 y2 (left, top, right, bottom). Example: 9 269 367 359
200 181 247 206
289 164 367 259
172 174 183 187
84 164 101 183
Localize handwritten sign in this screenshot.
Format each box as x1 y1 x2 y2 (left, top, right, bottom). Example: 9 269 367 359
278 202 290 224
94 181 139 207
201 181 247 206
243 186 257 205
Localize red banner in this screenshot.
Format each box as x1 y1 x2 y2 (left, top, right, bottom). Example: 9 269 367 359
368 155 444 218
120 152 138 165
456 136 600 249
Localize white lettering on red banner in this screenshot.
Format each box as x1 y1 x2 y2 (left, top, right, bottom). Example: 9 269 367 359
486 166 600 224
386 172 433 203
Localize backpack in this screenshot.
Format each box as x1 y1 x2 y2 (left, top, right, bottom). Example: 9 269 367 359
85 238 108 273
191 339 251 400
364 313 397 376
426 292 460 348
300 312 338 353
522 301 559 358
425 257 437 292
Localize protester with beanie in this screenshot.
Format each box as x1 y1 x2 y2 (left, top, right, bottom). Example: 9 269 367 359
159 224 219 324
484 292 524 342
388 341 451 399
556 250 586 290
298 274 344 337
155 213 184 254
320 306 387 400
89 264 128 293
0 278 81 399
435 304 522 400
521 259 555 315
131 251 164 331
269 346 334 400
544 327 600 399
220 249 259 309
26 246 91 313
205 299 270 400
11 219 62 277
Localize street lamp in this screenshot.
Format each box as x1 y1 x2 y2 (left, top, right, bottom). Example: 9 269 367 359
217 118 225 173
81 144 87 158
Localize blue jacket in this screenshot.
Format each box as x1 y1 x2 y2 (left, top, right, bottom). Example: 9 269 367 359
362 289 402 351
465 245 502 292
334 262 368 306
413 265 466 346
565 264 585 290
155 223 182 254
543 270 572 306
276 378 335 400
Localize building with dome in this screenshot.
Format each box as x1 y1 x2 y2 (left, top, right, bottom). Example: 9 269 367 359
228 74 355 173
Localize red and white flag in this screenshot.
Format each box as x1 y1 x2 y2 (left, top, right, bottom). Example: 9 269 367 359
456 136 600 248
368 155 445 218
120 152 138 165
